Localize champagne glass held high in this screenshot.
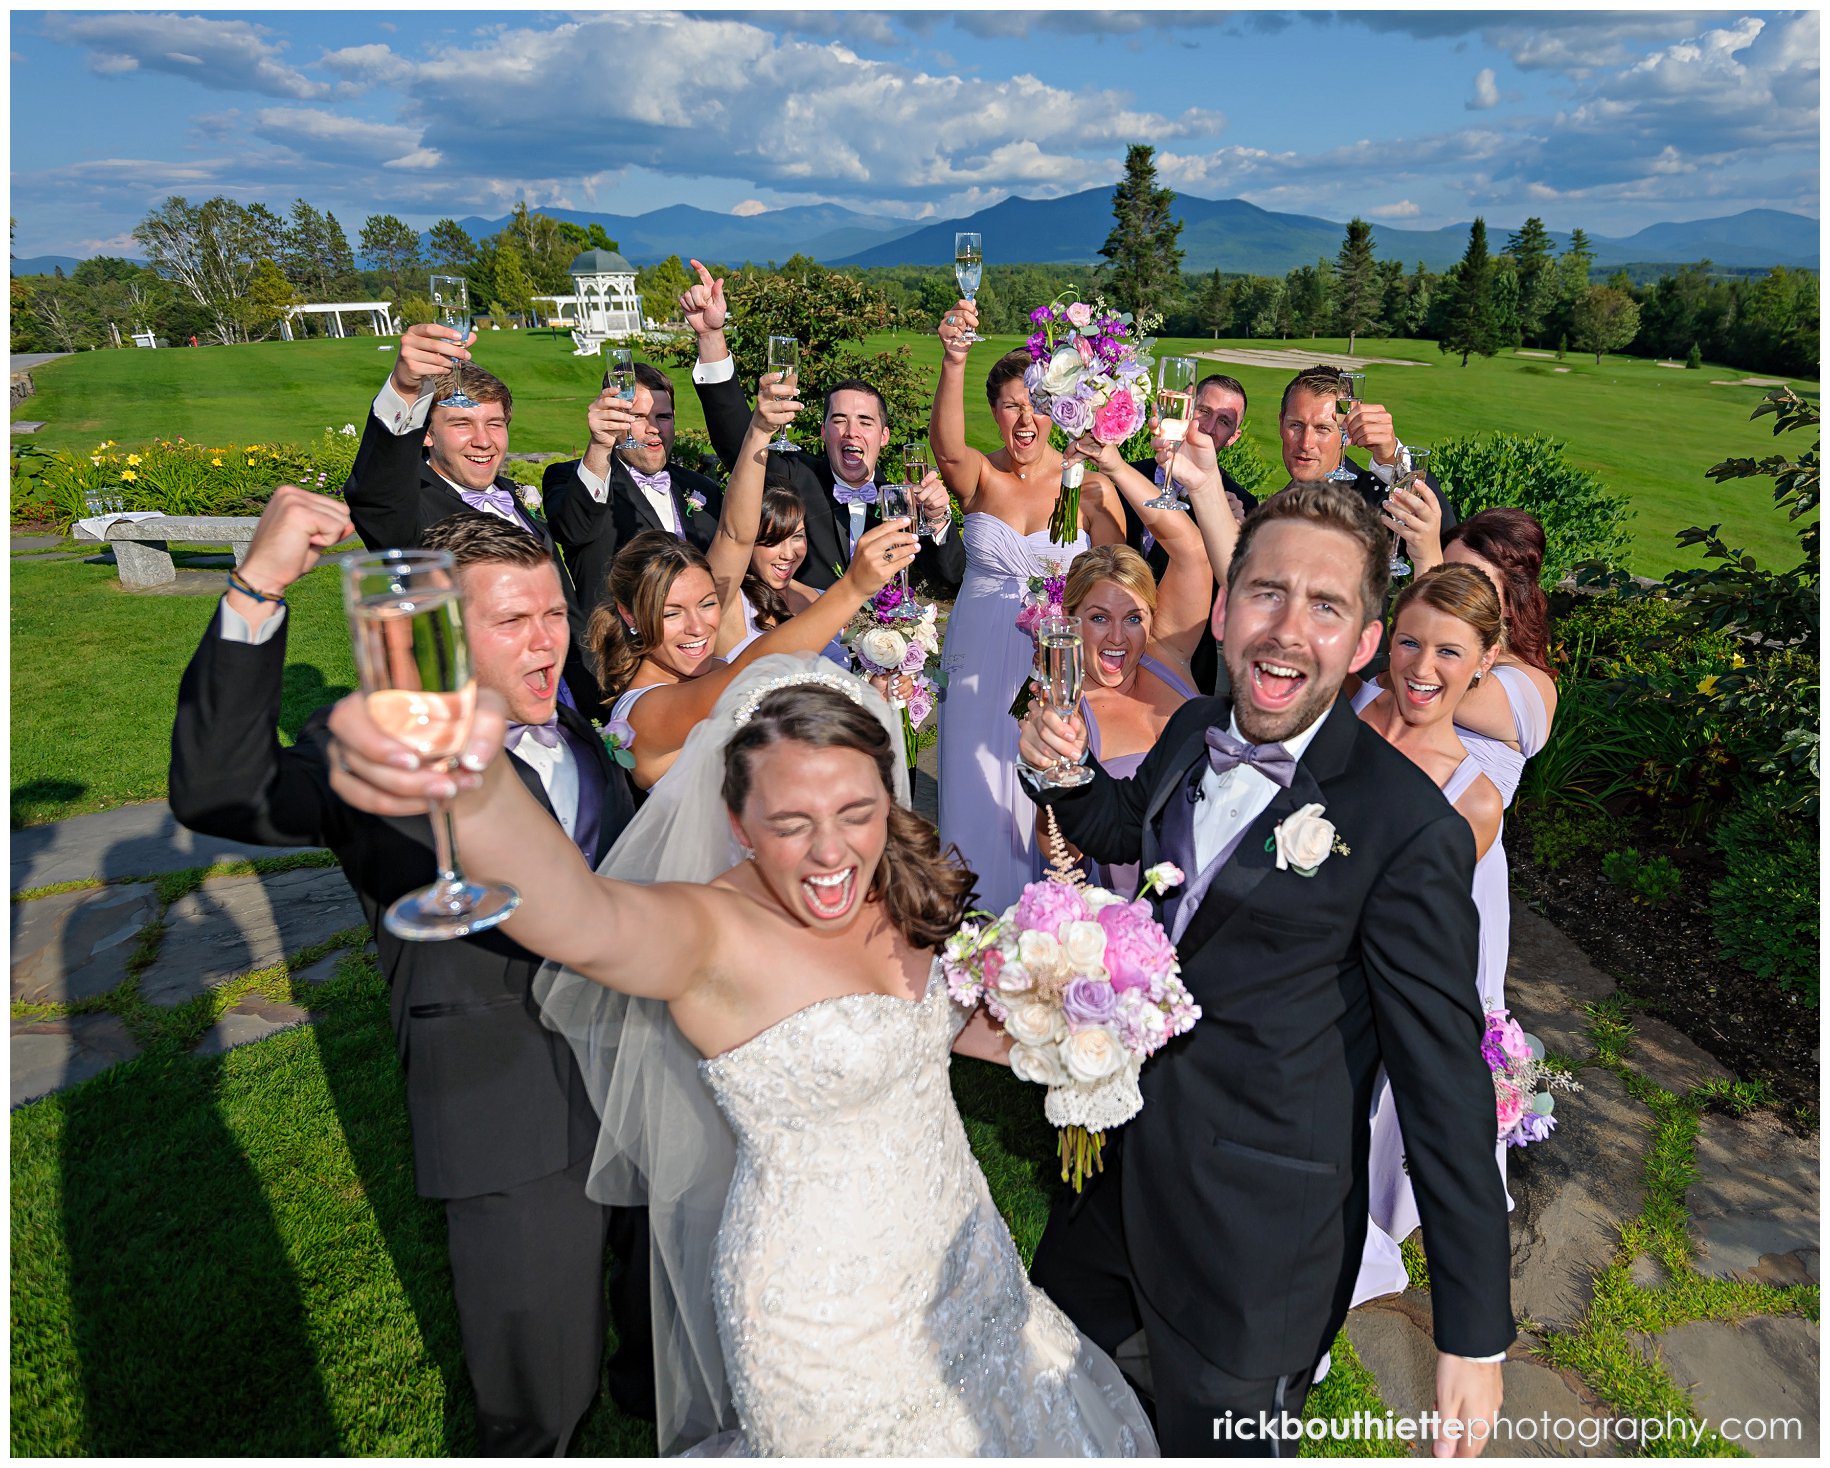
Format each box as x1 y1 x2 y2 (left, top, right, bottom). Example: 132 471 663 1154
1038 614 1093 788
954 233 983 345
1327 371 1365 483
767 337 800 453
877 481 914 593
342 549 519 940
1146 355 1197 511
1386 446 1429 578
607 347 639 450
429 274 477 408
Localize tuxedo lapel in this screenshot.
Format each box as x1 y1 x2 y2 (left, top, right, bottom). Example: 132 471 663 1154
510 749 558 822
557 704 619 865
807 458 853 571
612 462 670 537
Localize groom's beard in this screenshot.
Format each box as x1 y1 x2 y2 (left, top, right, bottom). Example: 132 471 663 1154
1226 641 1343 745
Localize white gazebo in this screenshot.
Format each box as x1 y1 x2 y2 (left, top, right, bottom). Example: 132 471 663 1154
281 302 398 339
566 249 645 353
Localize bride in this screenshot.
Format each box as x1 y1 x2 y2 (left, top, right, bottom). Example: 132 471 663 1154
328 655 1156 1458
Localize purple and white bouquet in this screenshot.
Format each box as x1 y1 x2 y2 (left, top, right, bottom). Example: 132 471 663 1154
1013 560 1067 639
1484 1008 1579 1148
943 852 1197 1189
846 582 943 766
1023 293 1160 542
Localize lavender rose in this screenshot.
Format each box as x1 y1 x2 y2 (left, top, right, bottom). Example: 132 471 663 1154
1061 976 1119 1031
1049 393 1093 438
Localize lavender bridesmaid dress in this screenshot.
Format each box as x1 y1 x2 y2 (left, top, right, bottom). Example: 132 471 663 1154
938 513 1087 915
1081 655 1196 899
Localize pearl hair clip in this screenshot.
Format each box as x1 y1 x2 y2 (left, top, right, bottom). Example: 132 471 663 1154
731 668 871 727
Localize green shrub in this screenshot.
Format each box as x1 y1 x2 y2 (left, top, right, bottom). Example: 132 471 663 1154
1601 848 1683 905
1218 437 1276 497
1685 342 1703 370
398 295 437 327
1429 433 1633 584
1710 791 1819 1004
1526 807 1621 871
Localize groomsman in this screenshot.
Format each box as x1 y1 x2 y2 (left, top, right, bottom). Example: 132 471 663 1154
540 362 724 612
169 492 647 1455
676 259 966 593
341 324 603 711
1020 482 1511 1456
1276 365 1456 530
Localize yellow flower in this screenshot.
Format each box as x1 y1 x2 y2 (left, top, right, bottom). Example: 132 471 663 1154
121 470 138 482
246 457 256 467
212 457 223 467
126 453 141 465
1696 674 1720 696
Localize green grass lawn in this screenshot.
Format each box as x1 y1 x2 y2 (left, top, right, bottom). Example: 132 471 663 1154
15 329 1814 573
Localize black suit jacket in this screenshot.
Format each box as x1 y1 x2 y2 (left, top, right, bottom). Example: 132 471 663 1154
343 407 605 713
696 370 967 594
1036 693 1512 1374
540 456 723 615
168 607 637 1201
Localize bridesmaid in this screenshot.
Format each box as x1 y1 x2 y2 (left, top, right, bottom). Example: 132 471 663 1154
1344 564 1509 1310
929 298 1125 911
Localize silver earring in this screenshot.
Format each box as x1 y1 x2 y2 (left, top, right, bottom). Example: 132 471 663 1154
739 844 756 861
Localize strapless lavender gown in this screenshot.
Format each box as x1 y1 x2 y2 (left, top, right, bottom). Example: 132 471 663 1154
1082 655 1195 899
938 514 1088 915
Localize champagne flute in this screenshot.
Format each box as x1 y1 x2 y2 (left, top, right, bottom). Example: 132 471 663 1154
607 347 639 450
1037 614 1093 788
1146 356 1198 511
342 548 519 940
1327 371 1365 483
429 274 478 408
767 336 800 453
953 233 983 345
901 443 935 539
877 482 914 593
1386 446 1430 578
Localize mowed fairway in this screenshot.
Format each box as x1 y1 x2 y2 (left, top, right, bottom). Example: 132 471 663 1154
15 328 1816 572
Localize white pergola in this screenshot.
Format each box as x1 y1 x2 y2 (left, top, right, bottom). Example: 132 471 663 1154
529 294 581 327
566 249 645 351
281 302 398 340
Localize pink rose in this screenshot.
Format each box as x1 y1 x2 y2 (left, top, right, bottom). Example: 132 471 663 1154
1065 302 1093 328
1498 1017 1533 1065
1075 334 1095 365
1493 1078 1527 1136
1092 387 1145 445
1097 901 1176 994
1015 881 1090 936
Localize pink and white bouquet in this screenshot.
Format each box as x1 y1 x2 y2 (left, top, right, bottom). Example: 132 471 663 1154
1024 293 1160 542
846 581 943 765
1013 561 1067 638
1483 1008 1579 1148
943 854 1197 1189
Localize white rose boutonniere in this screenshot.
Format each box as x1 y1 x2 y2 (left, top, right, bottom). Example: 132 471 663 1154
517 483 543 512
683 487 707 517
1268 802 1342 877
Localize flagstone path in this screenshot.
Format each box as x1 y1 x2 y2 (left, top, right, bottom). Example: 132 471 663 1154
10 771 1816 1453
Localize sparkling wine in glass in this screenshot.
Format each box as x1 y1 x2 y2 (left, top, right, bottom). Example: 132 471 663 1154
342 549 519 940
607 347 639 450
901 443 936 538
767 336 800 453
428 274 478 408
876 482 915 593
1037 614 1093 788
1328 371 1365 483
953 232 983 345
1146 356 1198 511
1386 446 1430 578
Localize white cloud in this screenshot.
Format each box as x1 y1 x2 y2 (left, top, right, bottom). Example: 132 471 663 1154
41 12 327 99
1468 68 1500 110
731 200 769 216
1367 200 1422 219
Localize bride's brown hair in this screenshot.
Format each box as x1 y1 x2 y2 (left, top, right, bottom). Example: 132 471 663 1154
721 686 976 949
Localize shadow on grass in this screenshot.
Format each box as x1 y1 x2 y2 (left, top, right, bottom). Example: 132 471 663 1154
279 664 353 745
11 778 87 831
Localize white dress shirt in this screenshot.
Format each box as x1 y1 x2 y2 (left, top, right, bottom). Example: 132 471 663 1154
575 459 682 533
1189 709 1329 875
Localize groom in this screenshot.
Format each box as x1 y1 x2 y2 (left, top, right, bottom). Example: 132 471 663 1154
1019 481 1511 1456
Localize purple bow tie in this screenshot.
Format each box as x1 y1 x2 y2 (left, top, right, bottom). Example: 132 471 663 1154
628 467 672 496
458 484 524 521
833 482 877 507
506 718 561 751
1204 727 1297 788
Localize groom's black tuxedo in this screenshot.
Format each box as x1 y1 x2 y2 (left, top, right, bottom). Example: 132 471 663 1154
1030 691 1512 1451
168 607 647 1453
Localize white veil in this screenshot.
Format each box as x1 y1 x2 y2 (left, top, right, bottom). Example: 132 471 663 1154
532 653 912 1455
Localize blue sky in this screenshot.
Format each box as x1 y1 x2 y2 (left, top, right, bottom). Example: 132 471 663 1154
8 8 1821 259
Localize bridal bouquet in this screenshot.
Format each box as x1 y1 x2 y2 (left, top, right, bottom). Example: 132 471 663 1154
943 832 1198 1189
846 582 943 766
1484 1008 1579 1149
1023 293 1159 542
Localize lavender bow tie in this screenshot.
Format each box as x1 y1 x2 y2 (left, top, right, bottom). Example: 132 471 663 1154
458 484 524 521
1204 727 1297 788
628 467 672 496
506 718 561 751
833 482 877 506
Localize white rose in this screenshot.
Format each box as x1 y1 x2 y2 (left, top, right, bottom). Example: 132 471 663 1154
1062 1026 1127 1084
1039 345 1086 397
1004 1000 1063 1049
1009 1042 1069 1088
1018 929 1063 974
856 627 908 671
1272 803 1336 873
993 961 1034 995
1060 920 1108 970
1081 887 1129 913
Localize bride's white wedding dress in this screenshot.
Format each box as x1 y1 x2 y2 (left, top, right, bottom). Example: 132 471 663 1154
691 962 1154 1457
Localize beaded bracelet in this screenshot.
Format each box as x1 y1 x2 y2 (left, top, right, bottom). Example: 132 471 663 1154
226 569 286 605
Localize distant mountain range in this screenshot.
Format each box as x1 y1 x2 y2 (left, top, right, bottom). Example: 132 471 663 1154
13 196 1816 281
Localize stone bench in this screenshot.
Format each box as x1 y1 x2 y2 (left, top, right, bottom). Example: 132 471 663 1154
72 515 262 588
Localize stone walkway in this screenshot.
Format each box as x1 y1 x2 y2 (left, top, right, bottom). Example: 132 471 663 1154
9 788 1817 1453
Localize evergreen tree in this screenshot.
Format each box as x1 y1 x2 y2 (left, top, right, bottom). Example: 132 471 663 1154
491 238 535 321
1504 216 1557 346
1401 261 1434 337
1332 217 1384 353
1196 268 1230 339
1097 143 1183 320
1437 217 1500 366
1285 257 1334 338
282 200 331 299
359 213 424 301
427 218 477 273
636 254 694 326
1490 257 1523 348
